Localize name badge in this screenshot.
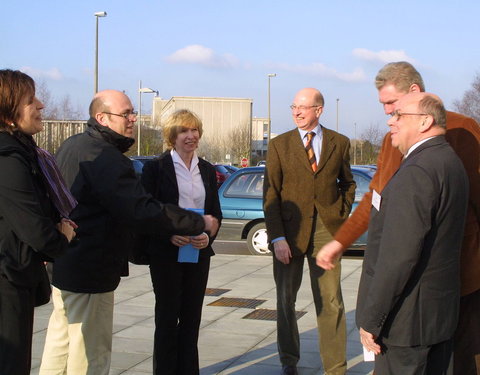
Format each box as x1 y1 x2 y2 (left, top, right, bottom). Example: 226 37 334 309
372 189 381 211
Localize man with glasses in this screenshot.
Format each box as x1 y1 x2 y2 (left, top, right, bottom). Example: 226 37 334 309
264 87 356 375
39 90 219 375
356 92 468 374
317 62 480 375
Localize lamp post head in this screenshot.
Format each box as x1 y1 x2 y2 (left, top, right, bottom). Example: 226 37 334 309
139 87 156 94
94 11 107 17
268 73 277 78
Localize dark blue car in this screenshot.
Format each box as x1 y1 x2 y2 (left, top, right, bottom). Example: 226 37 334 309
216 165 376 255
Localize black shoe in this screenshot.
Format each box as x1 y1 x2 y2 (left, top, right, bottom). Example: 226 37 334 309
281 365 298 375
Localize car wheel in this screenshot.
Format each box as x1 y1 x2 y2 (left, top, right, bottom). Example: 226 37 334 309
246 222 271 256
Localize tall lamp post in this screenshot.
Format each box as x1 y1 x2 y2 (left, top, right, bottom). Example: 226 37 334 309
94 11 107 94
267 73 276 144
137 80 158 155
336 98 339 132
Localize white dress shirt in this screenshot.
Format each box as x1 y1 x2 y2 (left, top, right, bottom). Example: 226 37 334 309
171 149 206 210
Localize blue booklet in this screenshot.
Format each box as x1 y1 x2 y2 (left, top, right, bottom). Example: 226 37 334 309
177 208 204 263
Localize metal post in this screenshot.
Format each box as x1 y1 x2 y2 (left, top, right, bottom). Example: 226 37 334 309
354 122 357 165
336 98 339 132
94 12 107 94
137 80 142 155
137 84 157 156
267 73 276 145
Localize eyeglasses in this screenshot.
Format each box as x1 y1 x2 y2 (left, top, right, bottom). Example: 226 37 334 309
103 111 138 120
390 110 428 121
290 104 321 111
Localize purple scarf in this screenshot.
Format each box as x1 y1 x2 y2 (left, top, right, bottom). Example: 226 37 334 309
35 147 77 219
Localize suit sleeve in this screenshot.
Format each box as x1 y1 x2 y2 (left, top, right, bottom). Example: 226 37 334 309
358 165 436 336
0 155 68 258
263 139 286 241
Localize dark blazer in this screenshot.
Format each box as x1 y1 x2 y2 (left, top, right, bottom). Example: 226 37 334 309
263 126 356 254
356 136 468 346
141 151 222 260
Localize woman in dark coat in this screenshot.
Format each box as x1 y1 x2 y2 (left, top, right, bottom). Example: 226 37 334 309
0 69 76 375
141 109 222 375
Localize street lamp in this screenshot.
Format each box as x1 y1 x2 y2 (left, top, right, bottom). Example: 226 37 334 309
267 73 276 145
336 98 339 132
137 80 158 155
94 11 107 94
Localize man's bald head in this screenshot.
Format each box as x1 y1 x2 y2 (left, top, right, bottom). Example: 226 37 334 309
89 90 136 138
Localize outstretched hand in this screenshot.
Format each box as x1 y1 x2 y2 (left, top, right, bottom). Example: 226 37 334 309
316 240 344 270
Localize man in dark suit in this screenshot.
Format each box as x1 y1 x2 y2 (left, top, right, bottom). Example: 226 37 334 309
356 92 468 375
264 87 356 375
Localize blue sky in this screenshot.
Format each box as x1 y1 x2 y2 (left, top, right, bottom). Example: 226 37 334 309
2 0 479 139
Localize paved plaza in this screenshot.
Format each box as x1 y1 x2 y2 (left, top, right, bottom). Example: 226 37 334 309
31 255 374 374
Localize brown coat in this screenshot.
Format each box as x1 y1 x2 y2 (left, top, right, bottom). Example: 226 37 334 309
334 111 480 296
264 127 356 255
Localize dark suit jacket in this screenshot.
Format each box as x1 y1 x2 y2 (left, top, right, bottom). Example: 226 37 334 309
141 151 222 261
263 126 356 255
356 136 468 347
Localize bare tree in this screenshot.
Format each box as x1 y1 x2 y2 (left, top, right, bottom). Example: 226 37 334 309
453 72 480 123
36 80 58 120
356 123 386 165
226 122 250 165
36 80 84 120
198 134 227 163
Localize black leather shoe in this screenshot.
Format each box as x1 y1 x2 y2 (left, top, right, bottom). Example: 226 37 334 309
281 365 298 375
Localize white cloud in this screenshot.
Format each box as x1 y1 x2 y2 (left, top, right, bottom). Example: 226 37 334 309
20 66 63 80
166 44 239 68
271 62 367 82
352 48 415 64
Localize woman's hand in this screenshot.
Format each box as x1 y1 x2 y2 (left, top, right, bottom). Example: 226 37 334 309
57 218 77 242
191 233 209 249
170 235 191 247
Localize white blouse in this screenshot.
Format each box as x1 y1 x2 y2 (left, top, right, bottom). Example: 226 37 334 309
171 149 206 210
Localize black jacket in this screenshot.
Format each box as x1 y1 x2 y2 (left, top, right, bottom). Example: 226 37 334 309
0 132 68 305
141 151 222 261
356 136 468 346
52 120 205 293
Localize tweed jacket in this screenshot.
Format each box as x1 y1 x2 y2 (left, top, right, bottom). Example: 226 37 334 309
263 126 356 255
334 111 480 296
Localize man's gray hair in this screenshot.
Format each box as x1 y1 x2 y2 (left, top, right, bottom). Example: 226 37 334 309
419 95 446 129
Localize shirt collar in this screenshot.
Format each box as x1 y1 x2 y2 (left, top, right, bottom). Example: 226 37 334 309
404 136 437 159
170 149 199 170
298 124 322 139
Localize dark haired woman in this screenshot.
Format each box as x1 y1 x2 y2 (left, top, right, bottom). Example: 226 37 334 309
0 69 76 375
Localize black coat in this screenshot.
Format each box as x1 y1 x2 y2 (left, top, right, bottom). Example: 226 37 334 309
141 151 222 261
0 132 68 305
52 120 205 293
356 136 468 346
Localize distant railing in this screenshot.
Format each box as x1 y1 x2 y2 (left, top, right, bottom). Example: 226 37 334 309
34 120 87 154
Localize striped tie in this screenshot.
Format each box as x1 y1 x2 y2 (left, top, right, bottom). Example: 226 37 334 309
305 132 317 172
